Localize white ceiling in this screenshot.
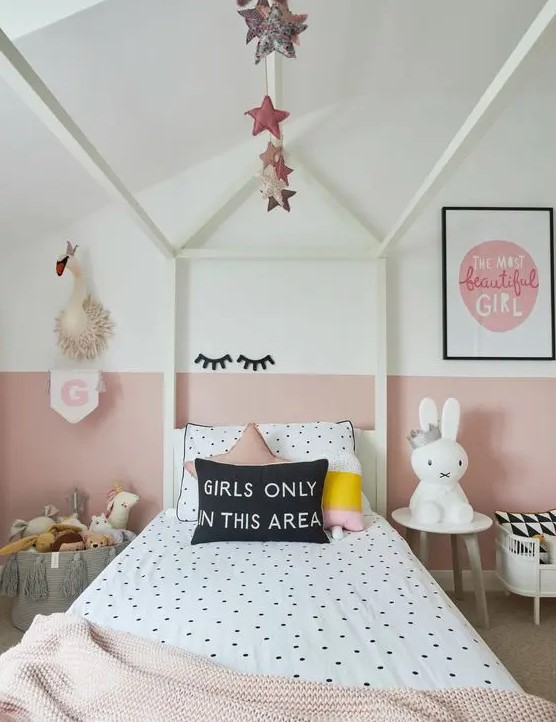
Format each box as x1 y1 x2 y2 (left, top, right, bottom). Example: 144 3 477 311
0 0 108 39
0 0 552 245
0 79 110 244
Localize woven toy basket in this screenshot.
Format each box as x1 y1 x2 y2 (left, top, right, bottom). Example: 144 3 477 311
0 542 128 631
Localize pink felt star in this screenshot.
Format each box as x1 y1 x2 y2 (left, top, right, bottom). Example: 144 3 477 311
273 153 294 184
245 95 289 139
260 141 280 168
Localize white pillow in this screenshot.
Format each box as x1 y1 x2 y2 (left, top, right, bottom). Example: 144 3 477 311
175 421 359 522
257 421 358 472
175 425 243 521
361 493 373 517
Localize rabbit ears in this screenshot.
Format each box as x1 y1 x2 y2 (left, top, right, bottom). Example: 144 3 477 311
419 397 460 441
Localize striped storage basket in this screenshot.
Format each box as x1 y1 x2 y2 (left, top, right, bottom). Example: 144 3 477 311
0 542 128 631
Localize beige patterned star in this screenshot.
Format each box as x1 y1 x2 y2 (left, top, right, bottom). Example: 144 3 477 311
258 165 287 205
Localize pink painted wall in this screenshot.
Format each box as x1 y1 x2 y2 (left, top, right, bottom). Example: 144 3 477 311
176 373 374 428
0 372 163 544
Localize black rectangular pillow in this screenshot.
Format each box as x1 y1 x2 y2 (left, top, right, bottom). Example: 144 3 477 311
191 458 329 544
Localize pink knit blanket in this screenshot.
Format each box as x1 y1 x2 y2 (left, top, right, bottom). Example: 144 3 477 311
0 614 554 722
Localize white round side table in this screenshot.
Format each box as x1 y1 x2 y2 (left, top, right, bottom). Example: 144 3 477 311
391 507 492 628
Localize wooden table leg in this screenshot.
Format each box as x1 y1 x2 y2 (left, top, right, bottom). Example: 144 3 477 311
419 531 429 567
406 528 418 555
451 535 464 600
463 533 489 628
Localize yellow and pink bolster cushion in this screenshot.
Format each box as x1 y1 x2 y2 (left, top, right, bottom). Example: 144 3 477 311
322 471 365 532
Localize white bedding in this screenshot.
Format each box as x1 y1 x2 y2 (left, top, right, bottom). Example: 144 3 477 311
70 511 517 691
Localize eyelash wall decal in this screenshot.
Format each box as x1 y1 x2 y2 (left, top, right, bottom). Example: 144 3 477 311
195 353 233 371
237 354 275 372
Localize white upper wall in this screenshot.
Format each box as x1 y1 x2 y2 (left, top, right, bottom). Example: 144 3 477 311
0 207 169 372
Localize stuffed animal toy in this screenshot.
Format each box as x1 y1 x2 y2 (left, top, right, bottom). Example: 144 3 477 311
89 514 114 534
104 483 139 530
51 531 85 552
0 524 79 556
59 539 85 552
84 532 112 550
56 513 88 533
35 532 57 553
86 523 136 545
407 397 473 526
9 505 61 540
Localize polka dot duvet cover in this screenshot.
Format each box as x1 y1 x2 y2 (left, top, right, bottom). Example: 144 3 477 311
69 511 517 691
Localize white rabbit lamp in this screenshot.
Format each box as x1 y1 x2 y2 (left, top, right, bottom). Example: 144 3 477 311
407 397 474 526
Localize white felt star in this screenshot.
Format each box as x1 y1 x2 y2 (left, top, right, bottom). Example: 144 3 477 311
258 165 287 205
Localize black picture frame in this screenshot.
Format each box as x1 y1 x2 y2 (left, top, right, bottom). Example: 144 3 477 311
442 206 555 361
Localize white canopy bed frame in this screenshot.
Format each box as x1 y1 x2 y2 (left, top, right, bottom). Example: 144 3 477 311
0 4 554 518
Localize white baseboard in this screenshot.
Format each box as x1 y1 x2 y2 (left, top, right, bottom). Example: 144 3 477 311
431 569 501 592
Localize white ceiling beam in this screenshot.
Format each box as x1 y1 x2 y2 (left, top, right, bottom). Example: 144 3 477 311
377 0 556 258
0 27 175 258
178 174 258 251
177 247 374 261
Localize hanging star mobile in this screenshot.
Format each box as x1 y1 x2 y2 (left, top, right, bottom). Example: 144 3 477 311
237 0 307 213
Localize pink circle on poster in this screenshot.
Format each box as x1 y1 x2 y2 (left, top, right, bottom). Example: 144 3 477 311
458 240 539 332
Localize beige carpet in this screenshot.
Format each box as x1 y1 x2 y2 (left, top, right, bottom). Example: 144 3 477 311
453 591 556 704
0 593 555 703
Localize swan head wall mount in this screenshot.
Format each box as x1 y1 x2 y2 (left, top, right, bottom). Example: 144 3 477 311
54 242 114 361
56 241 79 277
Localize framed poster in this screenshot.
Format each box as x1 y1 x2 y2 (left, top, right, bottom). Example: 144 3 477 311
442 207 554 360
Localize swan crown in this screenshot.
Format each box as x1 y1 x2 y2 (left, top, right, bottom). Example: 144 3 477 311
66 241 78 257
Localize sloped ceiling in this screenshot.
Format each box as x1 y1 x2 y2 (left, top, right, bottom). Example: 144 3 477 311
0 0 109 39
0 0 551 246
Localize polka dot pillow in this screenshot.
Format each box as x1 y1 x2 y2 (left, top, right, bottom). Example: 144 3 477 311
176 421 359 522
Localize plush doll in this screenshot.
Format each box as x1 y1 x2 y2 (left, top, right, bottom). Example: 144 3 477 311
51 531 85 552
104 483 139 530
56 513 88 533
87 525 135 545
9 505 61 540
0 524 79 556
89 514 114 534
84 532 112 550
60 539 85 552
35 532 57 553
407 397 474 525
